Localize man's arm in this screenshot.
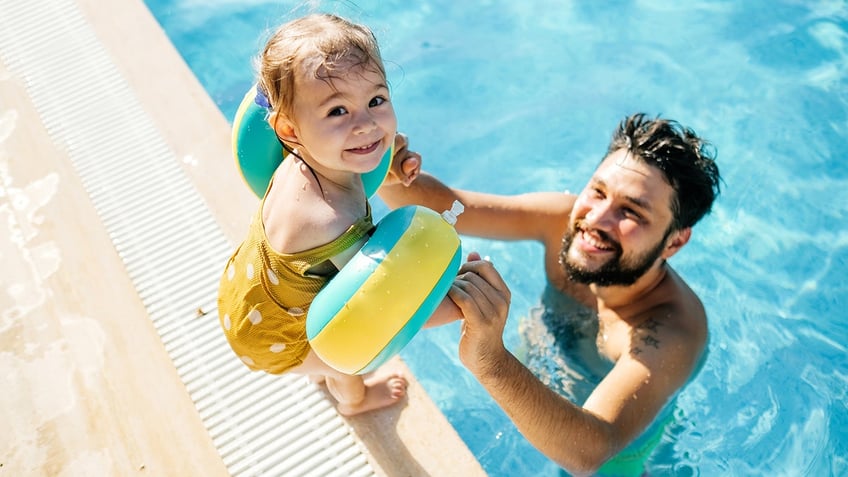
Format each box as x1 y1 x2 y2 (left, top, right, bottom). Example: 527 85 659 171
580 307 705 461
381 137 574 243
379 172 573 243
449 256 702 475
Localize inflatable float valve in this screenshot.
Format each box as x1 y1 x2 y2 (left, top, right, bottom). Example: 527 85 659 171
441 200 465 226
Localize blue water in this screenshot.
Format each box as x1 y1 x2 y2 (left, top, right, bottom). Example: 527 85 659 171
145 1 848 475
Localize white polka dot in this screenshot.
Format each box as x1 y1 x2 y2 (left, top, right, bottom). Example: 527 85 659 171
287 307 304 317
227 263 235 281
248 309 262 325
240 356 255 366
269 343 286 353
222 314 231 331
266 268 279 285
246 263 254 280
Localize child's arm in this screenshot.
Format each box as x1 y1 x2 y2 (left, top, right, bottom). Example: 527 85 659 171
423 296 463 328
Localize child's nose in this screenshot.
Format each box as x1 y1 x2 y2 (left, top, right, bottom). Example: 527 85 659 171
353 111 377 134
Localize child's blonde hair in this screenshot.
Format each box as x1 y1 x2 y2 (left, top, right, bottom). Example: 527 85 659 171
258 13 386 120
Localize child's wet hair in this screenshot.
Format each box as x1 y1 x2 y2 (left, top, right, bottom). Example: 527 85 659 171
257 13 386 120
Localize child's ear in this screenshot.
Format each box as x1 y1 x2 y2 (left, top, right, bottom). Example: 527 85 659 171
268 111 298 144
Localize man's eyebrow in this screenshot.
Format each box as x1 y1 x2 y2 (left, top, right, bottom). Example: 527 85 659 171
593 178 653 212
625 195 652 212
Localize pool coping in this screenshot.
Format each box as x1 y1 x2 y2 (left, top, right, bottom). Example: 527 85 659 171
0 0 486 475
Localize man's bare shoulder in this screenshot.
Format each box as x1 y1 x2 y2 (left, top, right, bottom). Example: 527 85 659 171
628 271 708 381
630 303 706 357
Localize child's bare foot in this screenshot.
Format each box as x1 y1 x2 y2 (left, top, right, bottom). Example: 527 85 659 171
308 374 326 385
335 369 408 416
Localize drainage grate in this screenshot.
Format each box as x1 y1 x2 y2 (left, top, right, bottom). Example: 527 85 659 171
0 1 375 475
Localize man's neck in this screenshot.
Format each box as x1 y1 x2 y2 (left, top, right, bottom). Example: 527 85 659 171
591 261 669 317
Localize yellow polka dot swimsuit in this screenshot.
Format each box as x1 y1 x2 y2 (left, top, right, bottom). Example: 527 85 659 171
217 200 374 374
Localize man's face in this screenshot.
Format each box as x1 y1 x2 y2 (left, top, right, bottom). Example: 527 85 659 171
560 149 677 287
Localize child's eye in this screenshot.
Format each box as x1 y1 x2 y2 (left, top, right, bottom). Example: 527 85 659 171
369 96 387 107
328 106 348 117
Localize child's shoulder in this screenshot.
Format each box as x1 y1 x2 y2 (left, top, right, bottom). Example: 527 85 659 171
262 176 367 254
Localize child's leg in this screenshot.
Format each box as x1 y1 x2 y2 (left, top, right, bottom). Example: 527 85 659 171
293 351 408 416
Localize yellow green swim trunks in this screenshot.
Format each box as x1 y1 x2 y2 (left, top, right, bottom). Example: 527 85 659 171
217 201 374 374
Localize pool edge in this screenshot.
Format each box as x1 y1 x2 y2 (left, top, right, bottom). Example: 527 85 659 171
0 0 486 475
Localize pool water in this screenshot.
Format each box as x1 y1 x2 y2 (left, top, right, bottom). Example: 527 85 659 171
144 1 848 475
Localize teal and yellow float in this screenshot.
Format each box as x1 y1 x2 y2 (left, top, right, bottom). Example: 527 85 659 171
231 84 391 198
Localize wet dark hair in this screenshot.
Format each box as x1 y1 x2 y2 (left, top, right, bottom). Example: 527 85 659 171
607 113 721 230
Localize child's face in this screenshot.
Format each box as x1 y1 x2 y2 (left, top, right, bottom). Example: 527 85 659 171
284 62 397 176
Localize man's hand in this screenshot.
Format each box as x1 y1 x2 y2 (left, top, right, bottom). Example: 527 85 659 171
449 252 512 376
385 132 421 187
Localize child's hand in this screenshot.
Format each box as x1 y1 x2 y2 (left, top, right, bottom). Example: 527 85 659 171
386 133 421 187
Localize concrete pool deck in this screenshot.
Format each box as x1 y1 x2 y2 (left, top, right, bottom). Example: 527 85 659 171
0 0 485 475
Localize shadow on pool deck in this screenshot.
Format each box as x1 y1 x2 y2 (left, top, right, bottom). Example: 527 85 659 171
0 0 484 475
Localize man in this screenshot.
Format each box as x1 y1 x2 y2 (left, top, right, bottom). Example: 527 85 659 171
381 114 721 476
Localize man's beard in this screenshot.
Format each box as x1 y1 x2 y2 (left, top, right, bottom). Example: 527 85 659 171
559 222 670 287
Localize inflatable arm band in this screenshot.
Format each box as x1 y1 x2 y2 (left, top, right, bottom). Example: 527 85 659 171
306 205 462 375
231 84 391 198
